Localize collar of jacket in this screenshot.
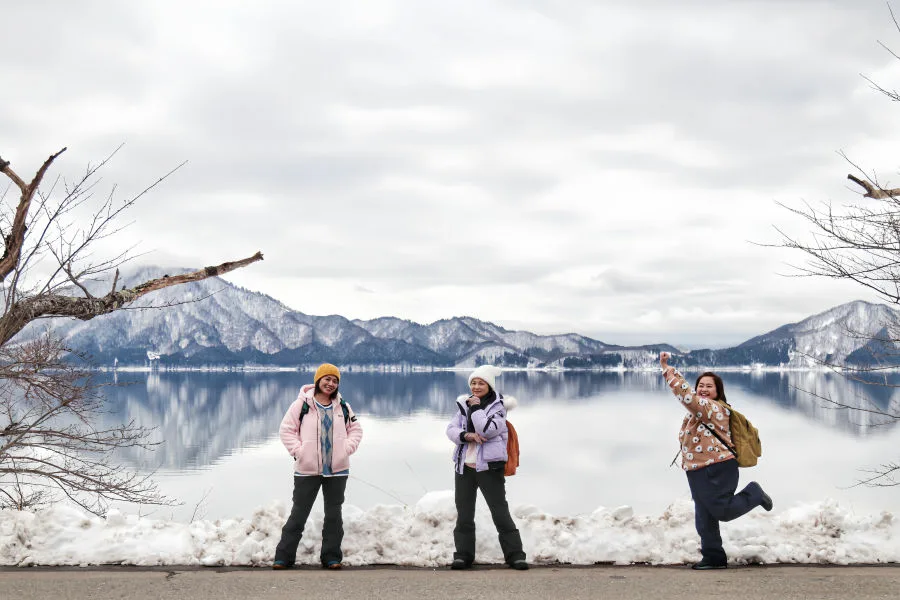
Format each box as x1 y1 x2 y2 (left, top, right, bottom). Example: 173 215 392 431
456 392 503 411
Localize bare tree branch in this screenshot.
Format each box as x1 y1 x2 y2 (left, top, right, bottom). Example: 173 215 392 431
772 12 900 486
0 149 67 281
0 252 263 345
847 173 900 199
0 147 263 513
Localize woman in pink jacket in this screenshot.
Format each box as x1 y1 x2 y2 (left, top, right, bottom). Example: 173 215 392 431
272 363 363 570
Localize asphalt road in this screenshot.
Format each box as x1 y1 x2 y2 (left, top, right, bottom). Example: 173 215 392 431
0 565 897 600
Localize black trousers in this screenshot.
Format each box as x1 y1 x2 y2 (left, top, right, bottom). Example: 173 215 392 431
453 465 526 565
685 459 764 564
274 475 347 566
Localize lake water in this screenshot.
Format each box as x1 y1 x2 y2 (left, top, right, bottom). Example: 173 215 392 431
98 370 900 522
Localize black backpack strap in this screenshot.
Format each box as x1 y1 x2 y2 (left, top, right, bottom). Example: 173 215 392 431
302 398 355 431
703 423 737 456
340 400 355 425
298 401 310 433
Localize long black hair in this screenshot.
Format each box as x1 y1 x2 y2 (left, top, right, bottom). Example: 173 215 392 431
694 371 727 404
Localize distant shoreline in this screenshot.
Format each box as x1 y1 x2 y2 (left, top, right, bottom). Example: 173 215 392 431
93 364 854 374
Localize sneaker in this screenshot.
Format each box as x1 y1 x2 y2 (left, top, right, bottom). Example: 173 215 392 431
691 559 727 570
324 561 342 570
272 560 292 570
450 558 471 570
510 560 529 571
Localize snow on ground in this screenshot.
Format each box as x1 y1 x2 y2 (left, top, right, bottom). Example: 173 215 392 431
0 492 896 567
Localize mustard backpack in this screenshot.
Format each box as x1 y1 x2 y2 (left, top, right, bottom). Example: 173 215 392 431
709 403 762 468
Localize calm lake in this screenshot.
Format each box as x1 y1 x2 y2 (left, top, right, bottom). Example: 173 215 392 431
98 370 900 522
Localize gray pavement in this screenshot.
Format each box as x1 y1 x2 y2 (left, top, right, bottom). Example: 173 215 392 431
0 565 898 600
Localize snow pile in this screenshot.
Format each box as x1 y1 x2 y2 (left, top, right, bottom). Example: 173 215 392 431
0 493 897 567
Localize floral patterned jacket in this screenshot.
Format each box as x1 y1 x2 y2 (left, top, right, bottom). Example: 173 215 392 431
664 369 736 471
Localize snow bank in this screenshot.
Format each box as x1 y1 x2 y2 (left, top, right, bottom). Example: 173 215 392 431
0 493 897 567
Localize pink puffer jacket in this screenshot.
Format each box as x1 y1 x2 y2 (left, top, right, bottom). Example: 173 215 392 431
279 384 363 475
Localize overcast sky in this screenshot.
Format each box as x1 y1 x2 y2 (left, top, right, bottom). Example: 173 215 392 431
3 1 900 347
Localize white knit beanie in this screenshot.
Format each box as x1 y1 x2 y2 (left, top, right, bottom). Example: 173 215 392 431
468 365 503 391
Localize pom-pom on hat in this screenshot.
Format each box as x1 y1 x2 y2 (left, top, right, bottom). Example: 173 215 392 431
314 363 341 383
468 365 503 391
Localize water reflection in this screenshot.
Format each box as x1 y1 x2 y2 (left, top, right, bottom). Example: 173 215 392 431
726 371 900 433
98 370 900 471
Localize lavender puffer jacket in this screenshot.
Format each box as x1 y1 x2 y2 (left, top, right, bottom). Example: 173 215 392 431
445 394 512 474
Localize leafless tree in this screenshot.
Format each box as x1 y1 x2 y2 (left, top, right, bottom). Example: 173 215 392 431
777 154 900 309
775 9 900 486
0 147 263 514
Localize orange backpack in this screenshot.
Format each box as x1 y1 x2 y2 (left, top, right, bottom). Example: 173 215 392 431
504 420 520 476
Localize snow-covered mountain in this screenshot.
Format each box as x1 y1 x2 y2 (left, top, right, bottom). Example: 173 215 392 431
349 315 652 366
18 267 900 369
21 266 448 366
676 300 900 369
19 266 669 367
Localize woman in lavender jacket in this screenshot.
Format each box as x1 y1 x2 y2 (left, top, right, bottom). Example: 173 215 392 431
445 365 528 571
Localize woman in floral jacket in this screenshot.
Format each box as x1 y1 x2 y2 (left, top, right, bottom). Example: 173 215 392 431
660 352 772 570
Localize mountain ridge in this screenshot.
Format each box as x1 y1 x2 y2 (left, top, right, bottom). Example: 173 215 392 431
18 266 897 369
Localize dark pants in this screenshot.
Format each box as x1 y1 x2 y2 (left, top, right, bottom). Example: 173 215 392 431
685 459 764 564
454 466 526 565
274 475 347 566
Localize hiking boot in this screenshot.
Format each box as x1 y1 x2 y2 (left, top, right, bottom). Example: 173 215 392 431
510 559 529 571
691 559 727 570
760 489 774 512
450 559 472 570
272 560 292 570
324 561 342 570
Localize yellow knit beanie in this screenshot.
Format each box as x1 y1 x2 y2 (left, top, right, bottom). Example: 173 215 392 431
314 363 341 383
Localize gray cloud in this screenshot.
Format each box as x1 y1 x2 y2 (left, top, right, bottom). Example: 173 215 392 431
1 0 897 347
